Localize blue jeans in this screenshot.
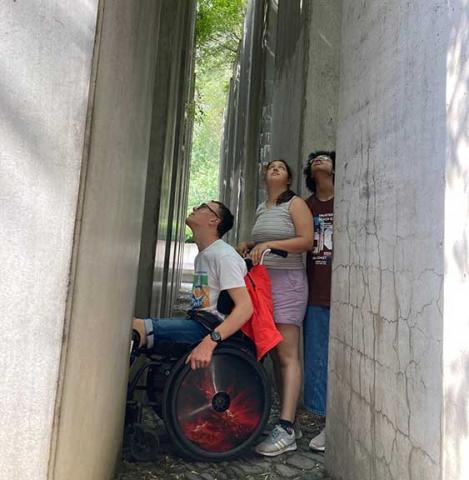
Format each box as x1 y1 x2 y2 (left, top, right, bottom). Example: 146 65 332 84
303 305 330 417
143 317 207 349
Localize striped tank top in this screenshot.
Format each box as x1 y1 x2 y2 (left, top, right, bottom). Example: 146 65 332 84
251 197 305 269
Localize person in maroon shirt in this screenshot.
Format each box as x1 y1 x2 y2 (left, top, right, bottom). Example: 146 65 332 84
302 150 335 452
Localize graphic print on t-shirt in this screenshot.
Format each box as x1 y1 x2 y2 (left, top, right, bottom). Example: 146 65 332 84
313 213 333 265
191 271 209 309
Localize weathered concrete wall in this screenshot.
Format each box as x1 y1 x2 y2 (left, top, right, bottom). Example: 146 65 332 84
269 0 306 183
50 3 162 479
220 0 265 244
300 0 342 178
0 1 195 478
134 0 196 318
0 2 99 479
327 1 468 479
220 1 468 478
221 0 342 239
266 0 342 195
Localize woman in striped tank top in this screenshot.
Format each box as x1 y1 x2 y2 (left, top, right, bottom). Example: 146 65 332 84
236 159 313 457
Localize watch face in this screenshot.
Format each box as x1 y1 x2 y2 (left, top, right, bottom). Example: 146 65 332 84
211 331 222 343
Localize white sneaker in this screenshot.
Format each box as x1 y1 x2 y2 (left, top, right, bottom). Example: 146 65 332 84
255 424 297 457
309 427 325 452
263 419 302 439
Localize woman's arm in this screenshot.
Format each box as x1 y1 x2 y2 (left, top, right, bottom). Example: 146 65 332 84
250 197 313 264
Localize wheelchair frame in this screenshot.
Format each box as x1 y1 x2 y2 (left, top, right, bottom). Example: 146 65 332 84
125 334 272 462
125 249 286 462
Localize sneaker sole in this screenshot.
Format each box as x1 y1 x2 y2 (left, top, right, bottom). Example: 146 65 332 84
255 442 297 457
309 444 325 453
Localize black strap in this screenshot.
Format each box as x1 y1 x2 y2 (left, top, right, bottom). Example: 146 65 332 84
187 309 222 332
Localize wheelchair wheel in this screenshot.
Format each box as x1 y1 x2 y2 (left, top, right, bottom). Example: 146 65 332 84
162 346 271 461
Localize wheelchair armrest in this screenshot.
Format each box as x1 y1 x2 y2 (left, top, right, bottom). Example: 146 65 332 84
187 309 223 331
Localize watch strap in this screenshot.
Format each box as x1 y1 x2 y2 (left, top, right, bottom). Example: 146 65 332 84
210 331 222 343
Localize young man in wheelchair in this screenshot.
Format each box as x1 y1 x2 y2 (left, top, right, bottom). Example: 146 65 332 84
133 200 253 369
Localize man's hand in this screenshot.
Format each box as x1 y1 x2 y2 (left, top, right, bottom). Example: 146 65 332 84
236 241 252 257
185 336 217 370
185 287 253 370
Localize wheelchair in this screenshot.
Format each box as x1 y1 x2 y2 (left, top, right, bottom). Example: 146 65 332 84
124 319 272 462
125 249 286 462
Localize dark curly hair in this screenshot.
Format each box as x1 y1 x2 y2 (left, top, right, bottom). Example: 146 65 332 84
303 151 336 194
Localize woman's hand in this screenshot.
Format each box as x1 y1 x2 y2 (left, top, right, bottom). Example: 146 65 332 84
236 241 251 257
249 242 270 265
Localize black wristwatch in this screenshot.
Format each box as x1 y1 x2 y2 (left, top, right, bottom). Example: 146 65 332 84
209 330 222 344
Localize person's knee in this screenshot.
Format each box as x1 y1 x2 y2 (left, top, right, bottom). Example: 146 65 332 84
133 318 147 347
276 349 300 369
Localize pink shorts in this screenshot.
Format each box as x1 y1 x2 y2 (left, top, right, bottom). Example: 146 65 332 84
267 268 308 327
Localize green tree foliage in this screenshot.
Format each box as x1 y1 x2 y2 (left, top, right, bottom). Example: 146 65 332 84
186 0 246 241
196 0 246 69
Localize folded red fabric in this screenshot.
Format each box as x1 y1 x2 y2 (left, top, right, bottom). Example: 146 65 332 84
241 264 283 360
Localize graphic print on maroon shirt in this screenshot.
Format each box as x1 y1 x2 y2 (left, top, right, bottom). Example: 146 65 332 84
306 196 334 306
313 212 333 264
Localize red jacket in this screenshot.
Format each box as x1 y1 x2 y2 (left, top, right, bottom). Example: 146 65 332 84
241 264 283 360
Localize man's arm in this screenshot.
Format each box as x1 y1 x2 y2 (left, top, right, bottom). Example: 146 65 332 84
186 286 253 370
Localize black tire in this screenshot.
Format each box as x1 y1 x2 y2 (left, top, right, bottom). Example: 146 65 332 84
162 346 271 461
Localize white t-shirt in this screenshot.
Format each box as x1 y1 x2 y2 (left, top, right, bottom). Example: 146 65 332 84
191 239 247 318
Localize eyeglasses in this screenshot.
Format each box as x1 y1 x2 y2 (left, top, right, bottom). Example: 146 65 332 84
308 155 332 165
194 202 221 219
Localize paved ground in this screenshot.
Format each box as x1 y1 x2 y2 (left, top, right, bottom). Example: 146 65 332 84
115 405 330 480
115 285 331 480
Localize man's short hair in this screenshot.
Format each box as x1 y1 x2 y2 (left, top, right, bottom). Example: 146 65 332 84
212 201 234 237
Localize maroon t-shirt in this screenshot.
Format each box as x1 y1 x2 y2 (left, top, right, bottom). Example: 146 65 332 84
306 196 334 306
